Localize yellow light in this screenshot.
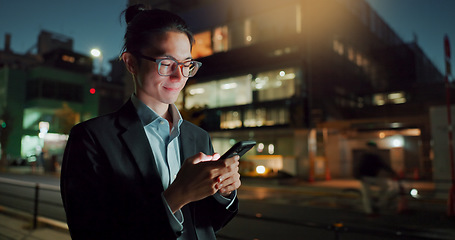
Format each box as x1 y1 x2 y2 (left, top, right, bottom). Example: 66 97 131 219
256 165 266 174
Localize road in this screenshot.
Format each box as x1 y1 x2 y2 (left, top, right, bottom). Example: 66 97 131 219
1 172 454 240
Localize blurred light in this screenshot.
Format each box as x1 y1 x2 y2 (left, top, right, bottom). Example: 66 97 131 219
410 188 420 198
189 88 205 95
90 48 101 57
39 121 49 139
257 143 264 153
256 165 266 174
90 88 96 94
379 132 385 139
388 92 404 100
391 135 404 148
62 54 75 63
268 144 275 154
279 71 285 76
221 83 238 90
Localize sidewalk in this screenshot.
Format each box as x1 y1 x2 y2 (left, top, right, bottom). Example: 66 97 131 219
0 207 70 240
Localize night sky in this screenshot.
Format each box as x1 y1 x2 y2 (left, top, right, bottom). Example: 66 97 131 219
0 0 454 75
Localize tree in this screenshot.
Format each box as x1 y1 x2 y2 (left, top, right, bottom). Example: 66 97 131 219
54 102 80 135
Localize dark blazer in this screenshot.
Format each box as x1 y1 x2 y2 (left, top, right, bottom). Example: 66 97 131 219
60 99 238 239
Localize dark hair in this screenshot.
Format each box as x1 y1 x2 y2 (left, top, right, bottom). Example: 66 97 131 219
121 4 194 54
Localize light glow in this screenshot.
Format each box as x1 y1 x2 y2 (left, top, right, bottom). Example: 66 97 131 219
189 88 205 95
221 83 238 90
268 144 275 154
256 165 266 174
90 48 101 57
410 188 420 198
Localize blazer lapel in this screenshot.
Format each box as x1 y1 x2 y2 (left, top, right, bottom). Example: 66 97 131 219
179 121 196 164
117 100 164 192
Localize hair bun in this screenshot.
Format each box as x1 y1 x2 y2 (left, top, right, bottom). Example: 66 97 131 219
125 4 145 24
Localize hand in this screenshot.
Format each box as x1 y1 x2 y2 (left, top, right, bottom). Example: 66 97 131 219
216 156 241 197
163 152 239 212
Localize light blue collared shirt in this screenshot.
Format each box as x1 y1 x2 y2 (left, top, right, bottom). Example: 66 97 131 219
131 95 236 237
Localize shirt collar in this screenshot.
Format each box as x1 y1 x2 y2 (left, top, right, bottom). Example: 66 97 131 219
131 94 183 128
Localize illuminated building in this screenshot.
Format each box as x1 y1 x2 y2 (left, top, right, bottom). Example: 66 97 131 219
0 31 98 164
128 0 448 180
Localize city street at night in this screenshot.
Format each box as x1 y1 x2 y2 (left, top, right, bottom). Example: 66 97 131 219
2 0 455 239
1 171 454 240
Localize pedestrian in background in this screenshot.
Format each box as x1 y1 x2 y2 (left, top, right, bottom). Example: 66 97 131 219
355 141 399 214
60 5 240 239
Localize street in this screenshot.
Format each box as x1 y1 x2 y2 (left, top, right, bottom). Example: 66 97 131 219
1 172 455 240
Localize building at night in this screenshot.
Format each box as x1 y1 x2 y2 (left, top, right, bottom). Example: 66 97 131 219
0 31 98 165
126 0 448 181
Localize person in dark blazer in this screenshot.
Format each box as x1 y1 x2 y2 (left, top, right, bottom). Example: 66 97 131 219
60 5 240 239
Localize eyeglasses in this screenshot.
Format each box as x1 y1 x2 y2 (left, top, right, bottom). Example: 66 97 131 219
135 53 202 78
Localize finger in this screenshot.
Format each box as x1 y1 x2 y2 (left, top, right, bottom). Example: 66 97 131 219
218 155 240 168
220 177 241 194
211 153 221 161
192 152 213 164
219 170 240 187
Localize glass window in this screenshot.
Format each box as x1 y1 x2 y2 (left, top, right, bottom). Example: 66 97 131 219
333 39 344 56
213 26 229 53
244 107 289 128
220 110 242 129
253 68 296 102
185 75 253 109
217 75 253 107
192 31 213 59
228 20 245 50
185 81 217 109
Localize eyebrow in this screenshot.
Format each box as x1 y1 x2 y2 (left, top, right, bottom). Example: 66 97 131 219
160 55 193 61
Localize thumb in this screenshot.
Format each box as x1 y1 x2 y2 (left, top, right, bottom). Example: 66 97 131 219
191 152 213 164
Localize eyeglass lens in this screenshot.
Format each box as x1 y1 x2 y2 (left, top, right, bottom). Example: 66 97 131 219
158 59 199 77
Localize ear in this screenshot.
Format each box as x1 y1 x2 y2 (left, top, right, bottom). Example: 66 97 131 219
122 52 138 75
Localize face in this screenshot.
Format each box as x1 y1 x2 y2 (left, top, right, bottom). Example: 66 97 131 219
128 31 192 111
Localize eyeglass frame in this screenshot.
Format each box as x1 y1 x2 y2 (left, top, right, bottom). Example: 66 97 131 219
132 52 202 78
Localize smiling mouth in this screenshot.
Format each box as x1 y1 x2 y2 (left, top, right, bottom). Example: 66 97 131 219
163 86 181 91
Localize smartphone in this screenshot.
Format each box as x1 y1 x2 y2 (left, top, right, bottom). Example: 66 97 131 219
219 140 256 160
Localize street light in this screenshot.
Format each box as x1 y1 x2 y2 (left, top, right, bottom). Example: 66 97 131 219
90 48 103 76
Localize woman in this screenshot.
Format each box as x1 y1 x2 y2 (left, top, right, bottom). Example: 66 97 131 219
61 5 240 239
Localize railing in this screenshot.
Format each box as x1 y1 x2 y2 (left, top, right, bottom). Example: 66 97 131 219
0 177 453 240
0 177 65 229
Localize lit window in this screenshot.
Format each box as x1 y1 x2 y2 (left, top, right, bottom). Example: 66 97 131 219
356 53 362 66
348 47 355 61
213 26 229 52
192 31 213 59
62 55 75 63
220 111 242 129
373 94 386 106
244 19 253 45
388 91 406 104
333 39 344 55
254 68 296 101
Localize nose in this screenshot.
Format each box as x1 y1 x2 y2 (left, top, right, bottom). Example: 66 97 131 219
169 64 186 81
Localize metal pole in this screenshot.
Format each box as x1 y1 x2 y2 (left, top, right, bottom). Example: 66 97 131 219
33 183 39 229
444 35 455 217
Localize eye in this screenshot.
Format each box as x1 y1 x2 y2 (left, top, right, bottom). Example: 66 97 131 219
160 59 174 67
182 61 193 68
